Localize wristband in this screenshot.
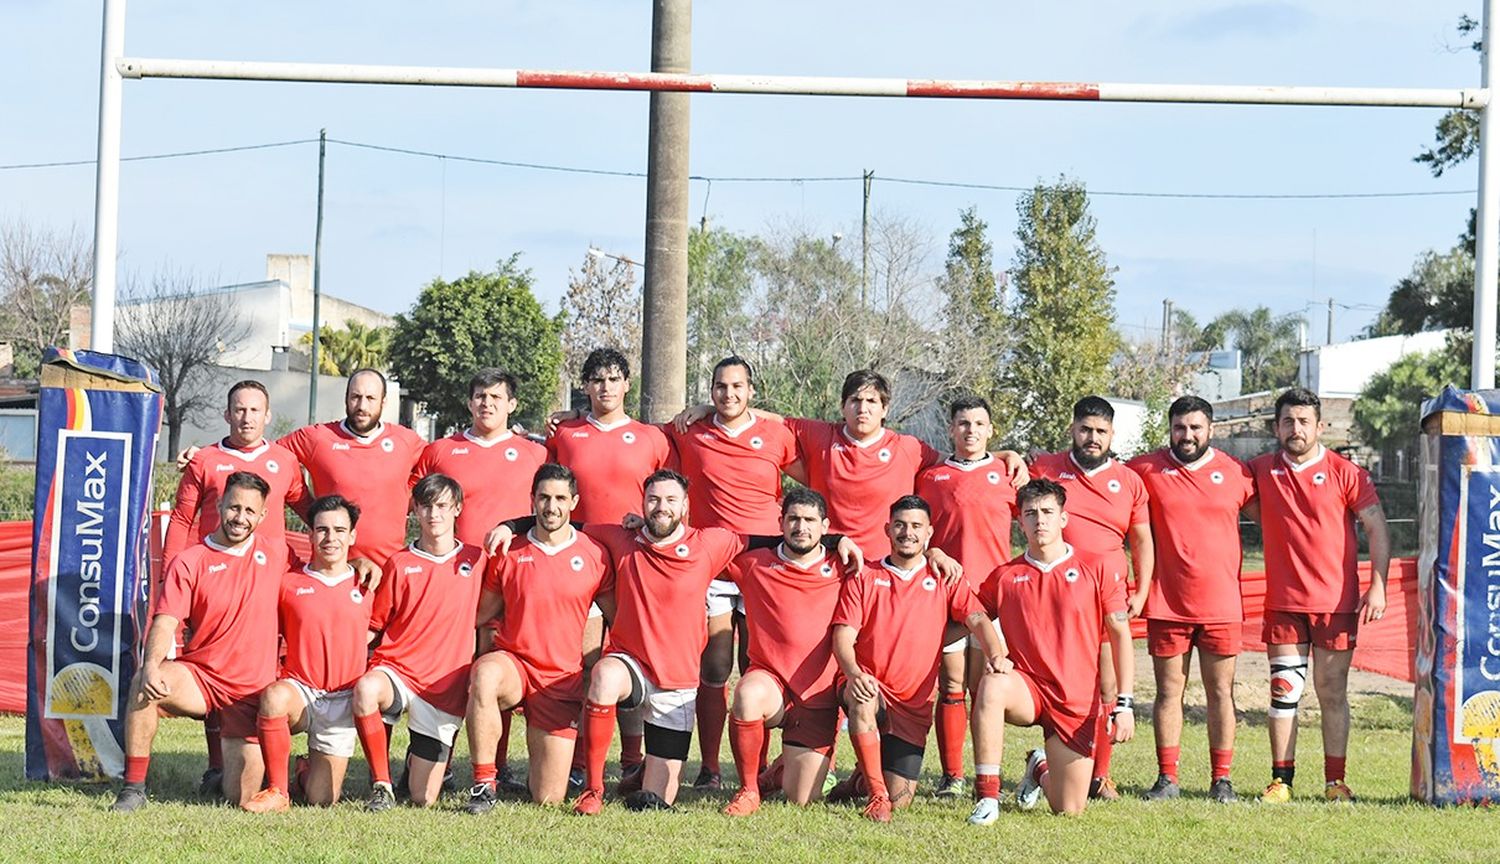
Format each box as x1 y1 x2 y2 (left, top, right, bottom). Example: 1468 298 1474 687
1112 694 1134 714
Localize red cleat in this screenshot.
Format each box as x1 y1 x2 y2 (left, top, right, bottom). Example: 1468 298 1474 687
573 788 603 816
757 760 785 796
241 787 290 813
862 793 893 823
722 787 761 817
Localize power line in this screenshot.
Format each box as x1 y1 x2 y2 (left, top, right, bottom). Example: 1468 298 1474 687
0 138 317 171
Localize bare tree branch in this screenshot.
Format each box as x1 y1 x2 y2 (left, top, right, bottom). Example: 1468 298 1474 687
0 220 92 376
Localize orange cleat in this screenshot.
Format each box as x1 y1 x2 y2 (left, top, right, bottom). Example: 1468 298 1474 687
573 788 603 816
722 787 761 817
863 794 893 823
241 787 290 813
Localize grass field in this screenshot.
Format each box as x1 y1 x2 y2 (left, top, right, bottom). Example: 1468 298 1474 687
0 667 1488 864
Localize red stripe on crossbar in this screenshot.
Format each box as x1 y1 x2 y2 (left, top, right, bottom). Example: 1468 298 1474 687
906 81 1101 99
516 71 713 92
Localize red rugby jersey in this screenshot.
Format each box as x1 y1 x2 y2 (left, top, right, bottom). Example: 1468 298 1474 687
279 421 426 564
786 419 941 560
164 438 310 563
831 557 979 705
278 565 374 692
980 546 1127 715
1030 451 1149 573
587 524 745 689
483 528 615 691
410 429 547 547
368 542 487 716
725 545 844 708
547 415 671 525
157 534 287 699
1250 446 1379 614
916 454 1018 591
1127 448 1256 624
668 415 797 534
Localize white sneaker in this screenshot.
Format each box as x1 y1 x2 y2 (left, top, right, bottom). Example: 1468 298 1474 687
967 796 1001 826
1016 748 1046 811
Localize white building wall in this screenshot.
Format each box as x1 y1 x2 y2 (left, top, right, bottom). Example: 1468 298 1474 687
1297 330 1454 398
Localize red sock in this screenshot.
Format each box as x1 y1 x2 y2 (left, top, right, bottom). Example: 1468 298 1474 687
204 713 223 771
1325 755 1347 784
257 714 292 794
1156 745 1180 783
620 733 644 769
975 769 1001 800
936 691 968 779
1092 707 1114 779
495 710 513 768
696 684 728 775
850 730 888 799
354 712 391 785
584 701 617 793
1211 748 1234 781
473 761 497 791
124 755 150 785
729 717 765 795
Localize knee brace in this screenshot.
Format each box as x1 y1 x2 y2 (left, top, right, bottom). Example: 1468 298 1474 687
643 723 693 761
1269 655 1308 718
408 731 453 764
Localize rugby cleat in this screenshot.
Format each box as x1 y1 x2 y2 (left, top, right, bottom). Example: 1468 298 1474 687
623 790 674 812
1260 778 1292 804
967 796 1001 826
1089 775 1120 800
617 762 645 796
573 788 603 816
497 766 528 796
933 774 967 800
1209 778 1238 804
198 768 224 799
862 793 893 823
722 787 761 817
824 773 865 804
1015 748 1046 811
821 770 839 798
110 786 147 813
692 767 722 791
464 783 498 815
1142 775 1180 802
365 781 397 812
1324 781 1356 803
567 768 586 795
241 787 291 813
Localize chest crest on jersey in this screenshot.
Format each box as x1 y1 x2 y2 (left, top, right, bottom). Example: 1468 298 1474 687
674 543 691 558
253 551 267 565
986 471 1001 485
380 438 395 453
504 448 519 461
749 436 764 450
622 431 637 445
820 563 835 577
1064 567 1080 583
921 576 937 591
877 448 892 463
1106 479 1121 494
1312 471 1327 486
570 555 585 572
1209 470 1224 484
350 588 364 603
265 460 280 474
458 562 474 578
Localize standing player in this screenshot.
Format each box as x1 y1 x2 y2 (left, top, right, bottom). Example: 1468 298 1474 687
280 368 426 564
352 474 487 811
1030 395 1153 799
112 473 283 811
720 487 845 815
830 496 1007 823
966 479 1135 823
915 394 1018 798
242 495 374 812
1127 397 1255 803
1251 388 1389 804
465 464 615 811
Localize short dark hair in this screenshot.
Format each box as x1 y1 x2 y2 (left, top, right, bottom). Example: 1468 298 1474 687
347 367 388 398
1017 478 1067 510
531 463 577 496
712 355 755 386
949 394 991 421
469 368 519 401
226 380 269 409
1168 395 1214 423
582 348 630 383
888 494 931 519
1274 386 1321 422
307 494 360 528
1072 395 1114 423
643 468 690 495
412 472 463 507
223 471 270 500
781 486 827 519
841 369 891 406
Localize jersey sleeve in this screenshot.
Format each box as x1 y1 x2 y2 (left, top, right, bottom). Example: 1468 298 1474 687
830 571 867 629
482 552 509 595
278 426 315 464
156 555 197 622
1099 566 1128 618
595 547 617 597
917 437 943 470
651 426 672 470
283 455 313 519
783 416 824 461
946 577 980 622
1129 473 1150 526
163 461 204 563
1345 462 1380 512
367 564 398 633
978 567 1003 619
409 441 438 490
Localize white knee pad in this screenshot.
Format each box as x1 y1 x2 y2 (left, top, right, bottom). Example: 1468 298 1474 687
1268 655 1308 718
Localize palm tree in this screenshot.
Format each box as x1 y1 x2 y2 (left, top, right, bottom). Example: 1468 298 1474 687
299 320 392 376
1211 306 1304 392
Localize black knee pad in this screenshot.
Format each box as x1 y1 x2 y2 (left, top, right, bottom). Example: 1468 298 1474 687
643 723 692 761
408 731 452 764
881 734 925 781
617 660 647 712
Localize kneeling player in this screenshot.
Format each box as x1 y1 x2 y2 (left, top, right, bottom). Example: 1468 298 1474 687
243 495 374 811
967 479 1135 823
830 495 1006 823
465 464 616 811
353 474 487 810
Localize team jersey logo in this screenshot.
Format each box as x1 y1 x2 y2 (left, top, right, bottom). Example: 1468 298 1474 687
1312 472 1327 486
253 550 267 565
986 471 1001 485
570 555 585 572
380 438 395 453
622 431 637 445
877 448 892 463
458 562 474 578
452 447 470 455
820 563 835 577
921 576 937 591
1210 470 1224 484
350 588 363 604
504 447 519 461
295 586 315 596
749 436 764 450
674 543 691 558
1064 567 1080 583
1106 479 1122 494
265 459 280 474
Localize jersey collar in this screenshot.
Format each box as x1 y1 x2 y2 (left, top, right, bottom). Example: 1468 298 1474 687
1280 444 1326 473
776 543 829 571
840 425 888 449
302 564 355 588
880 556 927 582
944 453 995 471
526 526 578 555
637 524 687 548
1068 451 1114 477
205 534 255 557
216 438 270 461
1023 544 1075 573
1168 446 1216 471
340 419 386 444
463 428 515 448
408 540 464 564
712 413 757 438
585 413 633 433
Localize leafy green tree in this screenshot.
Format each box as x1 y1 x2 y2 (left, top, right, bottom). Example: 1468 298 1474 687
686 227 754 403
389 256 563 432
1353 338 1470 452
937 207 1013 432
1365 246 1476 336
1002 179 1119 450
300 320 392 376
1415 15 1481 178
1211 306 1303 393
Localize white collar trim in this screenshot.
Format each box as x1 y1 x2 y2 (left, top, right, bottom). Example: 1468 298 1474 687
712 413 756 438
1281 444 1326 473
585 413 633 433
1023 544 1075 573
840 425 887 449
302 565 355 588
340 419 385 444
880 556 927 581
215 439 270 461
408 541 464 564
776 543 828 570
1169 446 1216 472
205 534 254 557
463 428 514 448
944 453 995 472
526 527 578 556
1069 451 1113 477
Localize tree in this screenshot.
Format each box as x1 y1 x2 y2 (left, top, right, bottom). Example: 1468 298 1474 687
686 227 754 403
1365 246 1475 336
389 256 563 432
1171 308 1229 353
1211 306 1303 393
114 269 251 457
1002 179 1119 450
1111 336 1207 452
1353 337 1470 453
1415 15 1481 178
299 320 392 376
560 251 641 407
0 220 92 378
936 207 1012 431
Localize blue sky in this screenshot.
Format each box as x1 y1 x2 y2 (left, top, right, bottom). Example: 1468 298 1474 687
0 1 1482 343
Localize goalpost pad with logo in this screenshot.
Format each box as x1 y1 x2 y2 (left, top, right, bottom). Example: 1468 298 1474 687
25 349 162 781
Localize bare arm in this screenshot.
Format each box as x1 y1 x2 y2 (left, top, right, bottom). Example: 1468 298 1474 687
1126 522 1154 618
1241 498 1260 524
1357 501 1392 624
1105 610 1136 743
138 615 180 701
475 588 503 628
832 623 879 703
964 610 1010 673
593 591 617 626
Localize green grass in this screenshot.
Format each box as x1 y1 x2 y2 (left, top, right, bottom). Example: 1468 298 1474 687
0 688 1491 864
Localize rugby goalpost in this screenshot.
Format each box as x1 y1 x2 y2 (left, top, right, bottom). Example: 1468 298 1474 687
89 0 1500 389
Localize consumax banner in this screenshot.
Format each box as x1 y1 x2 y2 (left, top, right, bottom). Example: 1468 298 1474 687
25 348 162 781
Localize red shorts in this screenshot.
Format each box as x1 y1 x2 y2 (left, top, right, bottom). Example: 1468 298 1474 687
835 676 932 748
1262 611 1357 651
747 666 839 752
176 659 261 740
1147 619 1243 658
1015 668 1097 758
503 651 583 739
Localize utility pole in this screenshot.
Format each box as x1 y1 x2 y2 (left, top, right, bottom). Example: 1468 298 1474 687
861 169 873 307
1326 297 1334 346
640 0 691 422
1161 299 1174 352
308 128 326 424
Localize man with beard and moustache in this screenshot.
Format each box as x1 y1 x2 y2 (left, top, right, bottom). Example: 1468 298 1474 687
1029 396 1153 799
1127 397 1256 803
1249 388 1389 804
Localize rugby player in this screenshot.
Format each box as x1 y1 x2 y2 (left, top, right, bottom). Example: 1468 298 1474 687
1251 388 1389 804
967 478 1134 823
465 464 615 811
1030 395 1153 799
353 474 487 811
829 495 1006 823
242 495 374 812
1127 396 1255 803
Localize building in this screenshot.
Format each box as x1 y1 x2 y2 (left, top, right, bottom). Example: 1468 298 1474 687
1296 329 1454 398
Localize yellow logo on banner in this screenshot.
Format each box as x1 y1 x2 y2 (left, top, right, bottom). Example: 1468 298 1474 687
1460 690 1500 780
47 662 115 716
